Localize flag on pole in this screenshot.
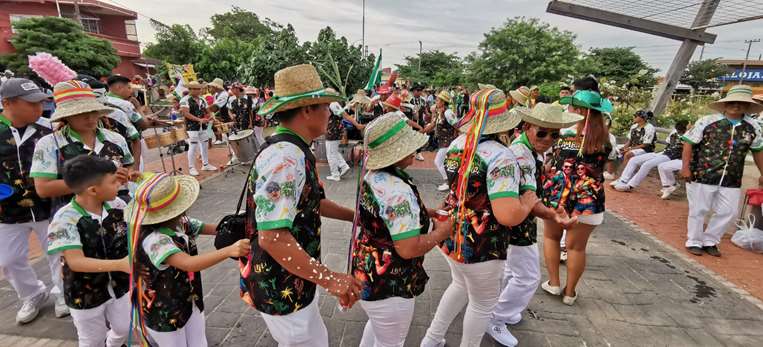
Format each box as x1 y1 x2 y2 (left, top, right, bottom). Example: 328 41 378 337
364 49 382 91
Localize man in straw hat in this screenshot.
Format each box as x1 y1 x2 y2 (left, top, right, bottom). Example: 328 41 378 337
241 64 361 347
487 103 580 346
421 90 459 191
207 77 231 145
0 77 68 323
680 84 763 257
179 80 217 176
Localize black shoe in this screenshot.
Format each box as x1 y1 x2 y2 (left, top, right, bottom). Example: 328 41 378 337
703 245 721 257
686 246 703 256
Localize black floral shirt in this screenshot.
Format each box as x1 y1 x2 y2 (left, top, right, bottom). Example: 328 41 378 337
179 95 208 131
353 168 430 301
508 134 544 246
661 130 684 160
47 198 129 309
627 123 657 152
681 114 763 188
442 134 520 264
0 115 52 223
326 112 344 141
138 217 205 332
435 109 459 149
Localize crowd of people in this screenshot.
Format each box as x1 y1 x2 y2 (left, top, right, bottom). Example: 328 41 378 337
1 59 763 347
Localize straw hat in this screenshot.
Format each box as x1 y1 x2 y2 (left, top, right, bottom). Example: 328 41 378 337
383 94 402 111
258 64 343 116
509 86 531 107
753 94 763 104
187 80 203 89
365 112 429 170
51 80 114 122
125 174 200 225
709 85 763 114
436 90 452 104
514 103 583 129
208 78 225 90
458 88 521 135
478 83 496 90
348 89 372 108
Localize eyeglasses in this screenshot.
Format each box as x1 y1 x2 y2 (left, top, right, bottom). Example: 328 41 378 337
536 129 560 139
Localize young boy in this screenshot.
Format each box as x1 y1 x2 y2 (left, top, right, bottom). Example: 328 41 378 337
130 173 250 347
47 155 132 347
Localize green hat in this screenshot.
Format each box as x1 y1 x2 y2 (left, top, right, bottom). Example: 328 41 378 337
559 90 613 114
257 64 343 117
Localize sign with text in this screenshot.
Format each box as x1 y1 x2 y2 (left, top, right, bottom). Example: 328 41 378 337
720 68 763 82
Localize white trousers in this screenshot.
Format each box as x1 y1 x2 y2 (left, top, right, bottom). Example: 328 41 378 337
686 183 741 248
423 254 504 347
658 159 682 187
69 294 131 347
0 220 62 300
254 126 266 146
617 153 670 188
147 305 207 347
326 140 349 177
261 297 328 347
187 130 210 169
359 297 415 347
434 148 448 181
492 244 540 324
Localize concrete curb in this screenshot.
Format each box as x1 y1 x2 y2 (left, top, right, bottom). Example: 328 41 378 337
607 210 763 311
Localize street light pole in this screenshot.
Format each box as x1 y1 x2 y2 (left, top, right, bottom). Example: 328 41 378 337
740 39 760 85
362 0 366 58
418 41 423 72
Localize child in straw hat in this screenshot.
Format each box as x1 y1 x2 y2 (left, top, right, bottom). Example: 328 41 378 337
680 84 763 257
127 173 250 346
352 112 452 346
46 155 132 347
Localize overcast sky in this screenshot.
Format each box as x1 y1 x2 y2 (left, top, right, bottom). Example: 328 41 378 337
119 0 762 73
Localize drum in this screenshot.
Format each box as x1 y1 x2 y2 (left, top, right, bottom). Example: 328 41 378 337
228 129 258 163
158 131 176 146
144 134 161 149
171 127 188 141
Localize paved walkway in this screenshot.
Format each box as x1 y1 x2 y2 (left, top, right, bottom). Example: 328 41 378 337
1 166 763 346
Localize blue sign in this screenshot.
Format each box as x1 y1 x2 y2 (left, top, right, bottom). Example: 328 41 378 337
720 68 763 82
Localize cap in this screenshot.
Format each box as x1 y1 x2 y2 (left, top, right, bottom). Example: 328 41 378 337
0 78 49 103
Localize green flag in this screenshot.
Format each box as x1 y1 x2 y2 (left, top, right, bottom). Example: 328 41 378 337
365 49 382 91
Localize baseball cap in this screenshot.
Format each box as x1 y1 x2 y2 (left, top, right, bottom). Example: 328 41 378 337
0 78 48 103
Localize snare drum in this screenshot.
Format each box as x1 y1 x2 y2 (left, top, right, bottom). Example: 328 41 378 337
144 135 161 149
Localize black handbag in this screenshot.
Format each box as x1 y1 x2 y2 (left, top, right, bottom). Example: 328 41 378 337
214 159 255 258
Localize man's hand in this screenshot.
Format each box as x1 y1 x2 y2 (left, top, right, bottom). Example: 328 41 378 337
226 239 251 258
519 190 540 209
326 272 362 307
115 167 130 184
554 207 577 229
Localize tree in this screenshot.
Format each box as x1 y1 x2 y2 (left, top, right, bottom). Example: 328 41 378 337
466 17 581 90
680 58 728 91
195 38 256 81
239 25 308 87
397 50 464 87
304 27 374 96
578 47 657 88
0 17 119 77
143 23 205 65
202 6 275 42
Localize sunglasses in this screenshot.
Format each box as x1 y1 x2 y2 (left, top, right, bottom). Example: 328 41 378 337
536 129 560 140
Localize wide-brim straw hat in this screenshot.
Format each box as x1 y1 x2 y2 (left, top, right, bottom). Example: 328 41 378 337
753 94 763 104
514 103 583 129
125 174 200 225
365 112 429 170
458 88 521 135
436 90 452 104
209 78 225 90
509 86 531 107
709 85 763 113
348 90 372 108
187 80 203 89
258 64 343 116
51 80 114 122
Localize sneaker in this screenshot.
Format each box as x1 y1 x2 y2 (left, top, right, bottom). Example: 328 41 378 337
603 172 616 181
562 291 577 306
506 313 522 325
325 175 341 182
339 166 350 177
541 280 562 296
660 185 677 199
608 178 620 187
560 249 568 263
16 290 49 324
420 336 445 347
703 245 721 257
189 167 200 176
202 164 218 171
213 140 224 145
437 183 450 192
415 153 425 161
54 294 69 318
614 183 632 192
487 322 518 346
686 246 703 256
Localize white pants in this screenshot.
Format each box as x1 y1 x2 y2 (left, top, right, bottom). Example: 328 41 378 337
434 148 448 181
686 183 741 248
618 153 670 188
0 220 62 300
254 126 266 146
69 294 131 347
326 140 349 177
359 297 415 347
261 297 328 347
493 244 540 324
423 254 504 347
658 159 682 187
187 130 210 169
147 305 207 347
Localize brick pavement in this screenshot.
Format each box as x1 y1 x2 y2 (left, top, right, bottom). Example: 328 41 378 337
1 165 763 346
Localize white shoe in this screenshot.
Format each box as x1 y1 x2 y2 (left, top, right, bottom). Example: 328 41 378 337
213 140 224 145
226 157 240 166
506 313 522 325
437 183 450 192
563 292 577 306
339 166 350 177
325 175 341 182
54 294 69 318
16 290 49 324
487 322 518 346
541 280 562 296
415 153 425 161
603 172 616 181
661 185 677 199
614 183 632 192
189 167 200 176
608 178 620 187
419 336 445 347
202 164 218 171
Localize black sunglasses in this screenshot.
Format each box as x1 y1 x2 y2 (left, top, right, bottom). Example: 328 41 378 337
536 129 560 139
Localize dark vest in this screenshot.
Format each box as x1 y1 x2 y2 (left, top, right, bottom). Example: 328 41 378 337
185 97 205 131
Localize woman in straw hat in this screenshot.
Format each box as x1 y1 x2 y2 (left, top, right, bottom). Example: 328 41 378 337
487 103 580 346
680 84 763 257
31 80 136 213
179 80 217 176
242 64 361 347
421 90 459 191
352 112 452 347
422 88 538 347
127 173 251 346
540 89 615 306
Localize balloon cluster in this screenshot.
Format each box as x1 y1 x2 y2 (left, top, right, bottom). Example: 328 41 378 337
28 52 77 86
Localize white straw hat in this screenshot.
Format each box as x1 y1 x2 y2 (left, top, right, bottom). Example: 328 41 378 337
709 85 763 114
514 103 583 129
364 112 429 170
